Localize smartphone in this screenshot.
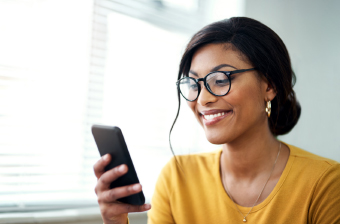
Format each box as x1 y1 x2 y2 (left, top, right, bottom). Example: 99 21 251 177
91 124 145 205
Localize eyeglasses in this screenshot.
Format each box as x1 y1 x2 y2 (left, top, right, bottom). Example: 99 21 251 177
176 68 256 101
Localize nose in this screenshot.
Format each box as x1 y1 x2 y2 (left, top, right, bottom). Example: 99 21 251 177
197 85 218 106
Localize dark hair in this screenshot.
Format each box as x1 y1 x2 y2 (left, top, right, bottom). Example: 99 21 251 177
169 17 301 150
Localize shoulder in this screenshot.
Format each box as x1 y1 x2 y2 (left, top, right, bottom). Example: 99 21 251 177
153 149 222 201
158 149 222 186
286 144 340 223
285 142 340 190
287 143 339 174
288 143 339 165
164 149 222 174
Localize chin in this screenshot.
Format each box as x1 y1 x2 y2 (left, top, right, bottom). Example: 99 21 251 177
204 132 230 145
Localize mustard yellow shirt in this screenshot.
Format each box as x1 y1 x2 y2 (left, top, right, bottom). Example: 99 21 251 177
148 144 340 224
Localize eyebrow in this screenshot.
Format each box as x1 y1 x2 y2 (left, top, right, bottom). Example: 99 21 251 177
189 64 237 77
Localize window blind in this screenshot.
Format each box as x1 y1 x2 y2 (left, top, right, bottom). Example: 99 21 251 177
81 0 222 202
0 0 219 213
0 0 95 212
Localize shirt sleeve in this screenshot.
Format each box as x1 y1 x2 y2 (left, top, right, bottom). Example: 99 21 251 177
147 158 176 224
309 163 340 224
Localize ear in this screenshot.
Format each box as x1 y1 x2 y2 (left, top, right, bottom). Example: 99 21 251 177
260 76 276 101
264 82 277 101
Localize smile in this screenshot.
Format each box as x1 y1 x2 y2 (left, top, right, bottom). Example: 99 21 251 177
200 110 232 125
203 112 225 120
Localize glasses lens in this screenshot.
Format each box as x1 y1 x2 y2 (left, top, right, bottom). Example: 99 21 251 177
206 72 230 96
178 77 198 101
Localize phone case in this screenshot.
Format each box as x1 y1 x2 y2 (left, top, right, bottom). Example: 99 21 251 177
91 125 145 205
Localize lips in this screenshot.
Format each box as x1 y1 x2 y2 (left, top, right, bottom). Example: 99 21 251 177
200 109 232 126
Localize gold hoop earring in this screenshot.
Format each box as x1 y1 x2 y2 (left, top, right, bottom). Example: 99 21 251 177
265 101 271 118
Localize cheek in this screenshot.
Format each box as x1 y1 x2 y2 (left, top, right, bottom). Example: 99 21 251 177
187 101 203 124
243 97 264 124
187 101 195 112
229 84 264 120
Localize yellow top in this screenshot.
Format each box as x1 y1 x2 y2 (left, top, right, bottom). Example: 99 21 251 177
147 144 340 224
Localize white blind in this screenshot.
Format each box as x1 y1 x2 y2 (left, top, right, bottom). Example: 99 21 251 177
80 0 208 205
0 0 94 211
0 0 218 213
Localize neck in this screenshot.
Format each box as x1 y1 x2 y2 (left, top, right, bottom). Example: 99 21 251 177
221 126 280 180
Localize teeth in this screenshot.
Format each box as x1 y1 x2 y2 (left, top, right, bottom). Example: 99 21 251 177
203 112 226 120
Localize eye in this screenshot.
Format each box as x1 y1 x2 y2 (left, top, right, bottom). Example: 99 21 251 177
207 72 230 87
215 79 230 86
189 84 198 90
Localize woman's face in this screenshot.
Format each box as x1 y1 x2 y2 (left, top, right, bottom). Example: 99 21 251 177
188 43 275 144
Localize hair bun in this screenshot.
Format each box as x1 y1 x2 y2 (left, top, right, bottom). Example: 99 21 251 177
270 94 301 135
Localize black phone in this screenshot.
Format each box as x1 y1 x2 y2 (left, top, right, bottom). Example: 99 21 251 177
91 124 145 205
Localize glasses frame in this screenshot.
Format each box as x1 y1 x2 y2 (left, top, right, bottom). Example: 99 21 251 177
176 68 256 102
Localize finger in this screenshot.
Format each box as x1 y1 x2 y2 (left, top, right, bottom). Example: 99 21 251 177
99 183 142 202
93 154 111 179
97 164 128 191
121 203 151 213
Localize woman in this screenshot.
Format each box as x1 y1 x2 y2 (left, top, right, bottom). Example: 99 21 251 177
93 17 340 224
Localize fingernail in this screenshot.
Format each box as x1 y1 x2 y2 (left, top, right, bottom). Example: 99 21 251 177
103 154 109 161
118 165 126 172
132 184 141 191
144 204 151 210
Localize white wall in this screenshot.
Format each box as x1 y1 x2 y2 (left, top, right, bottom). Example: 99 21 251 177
245 0 340 161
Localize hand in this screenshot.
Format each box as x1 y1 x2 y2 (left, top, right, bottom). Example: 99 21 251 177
94 154 151 224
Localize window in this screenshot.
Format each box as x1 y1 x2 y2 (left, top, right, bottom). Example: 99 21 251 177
0 0 243 213
99 12 218 198
85 0 216 203
0 0 94 211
